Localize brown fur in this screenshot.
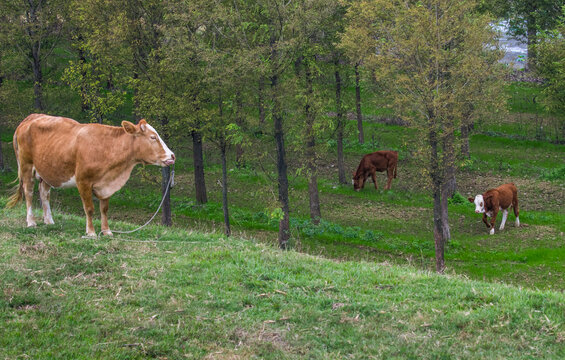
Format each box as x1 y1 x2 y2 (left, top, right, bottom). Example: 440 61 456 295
353 150 398 191
468 183 519 231
8 113 175 236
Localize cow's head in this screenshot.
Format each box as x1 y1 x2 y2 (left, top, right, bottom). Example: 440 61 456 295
468 195 485 213
122 119 175 166
352 171 364 191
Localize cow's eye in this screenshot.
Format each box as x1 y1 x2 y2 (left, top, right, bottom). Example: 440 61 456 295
150 135 157 140
480 202 483 206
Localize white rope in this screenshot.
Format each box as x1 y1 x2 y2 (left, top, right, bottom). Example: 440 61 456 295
94 166 175 239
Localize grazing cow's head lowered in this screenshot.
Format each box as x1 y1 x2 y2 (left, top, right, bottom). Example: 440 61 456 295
352 172 365 191
122 119 175 167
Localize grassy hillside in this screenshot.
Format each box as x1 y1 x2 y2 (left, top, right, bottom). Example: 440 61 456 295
1 208 564 359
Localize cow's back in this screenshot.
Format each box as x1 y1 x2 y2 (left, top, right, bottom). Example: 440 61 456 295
494 183 517 209
15 114 81 187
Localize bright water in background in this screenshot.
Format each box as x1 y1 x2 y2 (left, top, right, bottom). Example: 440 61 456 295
496 21 528 69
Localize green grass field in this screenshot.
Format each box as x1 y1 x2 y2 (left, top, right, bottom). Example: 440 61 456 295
0 210 564 359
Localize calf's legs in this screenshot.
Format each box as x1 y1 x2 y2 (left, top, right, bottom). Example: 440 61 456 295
39 179 54 225
99 198 113 236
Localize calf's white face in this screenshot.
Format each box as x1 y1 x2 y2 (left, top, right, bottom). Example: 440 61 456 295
472 195 485 213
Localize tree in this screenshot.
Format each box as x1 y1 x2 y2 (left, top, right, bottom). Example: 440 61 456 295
480 0 565 71
0 0 66 110
536 10 565 142
342 0 505 272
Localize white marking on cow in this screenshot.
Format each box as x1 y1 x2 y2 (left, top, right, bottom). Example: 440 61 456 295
489 228 495 235
146 124 175 164
516 216 520 227
499 209 508 230
473 195 485 213
60 176 77 188
26 205 36 227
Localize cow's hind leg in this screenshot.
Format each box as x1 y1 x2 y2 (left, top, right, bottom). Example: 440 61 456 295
385 167 393 190
21 164 36 227
499 209 508 231
513 196 520 227
39 179 54 225
99 198 113 236
77 182 96 237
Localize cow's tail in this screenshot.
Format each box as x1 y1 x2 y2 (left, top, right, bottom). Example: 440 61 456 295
6 134 23 208
392 152 398 178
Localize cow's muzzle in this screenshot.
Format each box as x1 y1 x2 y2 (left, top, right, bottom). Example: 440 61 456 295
163 153 175 166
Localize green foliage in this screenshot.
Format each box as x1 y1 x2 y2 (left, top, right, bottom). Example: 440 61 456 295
448 192 467 205
541 165 565 181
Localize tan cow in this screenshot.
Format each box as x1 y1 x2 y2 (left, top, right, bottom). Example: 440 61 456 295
468 183 520 235
7 114 175 237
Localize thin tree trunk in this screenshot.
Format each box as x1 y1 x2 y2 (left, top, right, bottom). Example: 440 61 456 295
31 40 44 111
258 77 266 126
220 140 231 237
355 63 364 144
433 183 446 273
218 93 231 237
160 118 172 226
429 120 447 273
0 137 5 171
334 59 347 184
235 91 244 166
271 63 290 249
304 61 321 224
192 129 208 204
78 42 89 113
461 122 471 159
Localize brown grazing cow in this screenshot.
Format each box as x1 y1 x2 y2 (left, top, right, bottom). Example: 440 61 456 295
352 150 398 191
468 183 520 235
7 114 175 237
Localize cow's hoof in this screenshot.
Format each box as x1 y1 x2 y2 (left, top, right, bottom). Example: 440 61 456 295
101 230 113 237
44 218 55 225
26 220 37 227
489 228 495 235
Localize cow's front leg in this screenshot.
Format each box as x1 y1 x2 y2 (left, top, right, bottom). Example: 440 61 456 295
77 182 96 237
385 169 393 190
99 198 113 236
371 171 378 190
39 179 54 225
489 209 499 235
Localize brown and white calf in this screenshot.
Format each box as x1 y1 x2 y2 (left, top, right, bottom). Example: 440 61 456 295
353 150 398 191
468 183 520 235
7 114 175 237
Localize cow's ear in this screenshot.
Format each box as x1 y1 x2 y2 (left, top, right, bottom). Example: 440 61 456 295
122 121 137 134
468 197 475 203
138 119 147 132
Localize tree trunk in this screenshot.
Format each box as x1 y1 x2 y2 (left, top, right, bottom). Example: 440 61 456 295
78 43 89 113
461 122 471 159
433 183 446 273
429 122 448 273
160 118 172 226
258 77 266 126
220 140 231 237
235 91 244 166
334 59 347 184
218 93 231 237
304 62 321 224
0 137 5 171
271 66 290 249
31 40 44 111
192 129 208 204
355 63 364 144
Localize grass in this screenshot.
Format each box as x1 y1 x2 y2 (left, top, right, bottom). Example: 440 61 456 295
1 210 564 359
